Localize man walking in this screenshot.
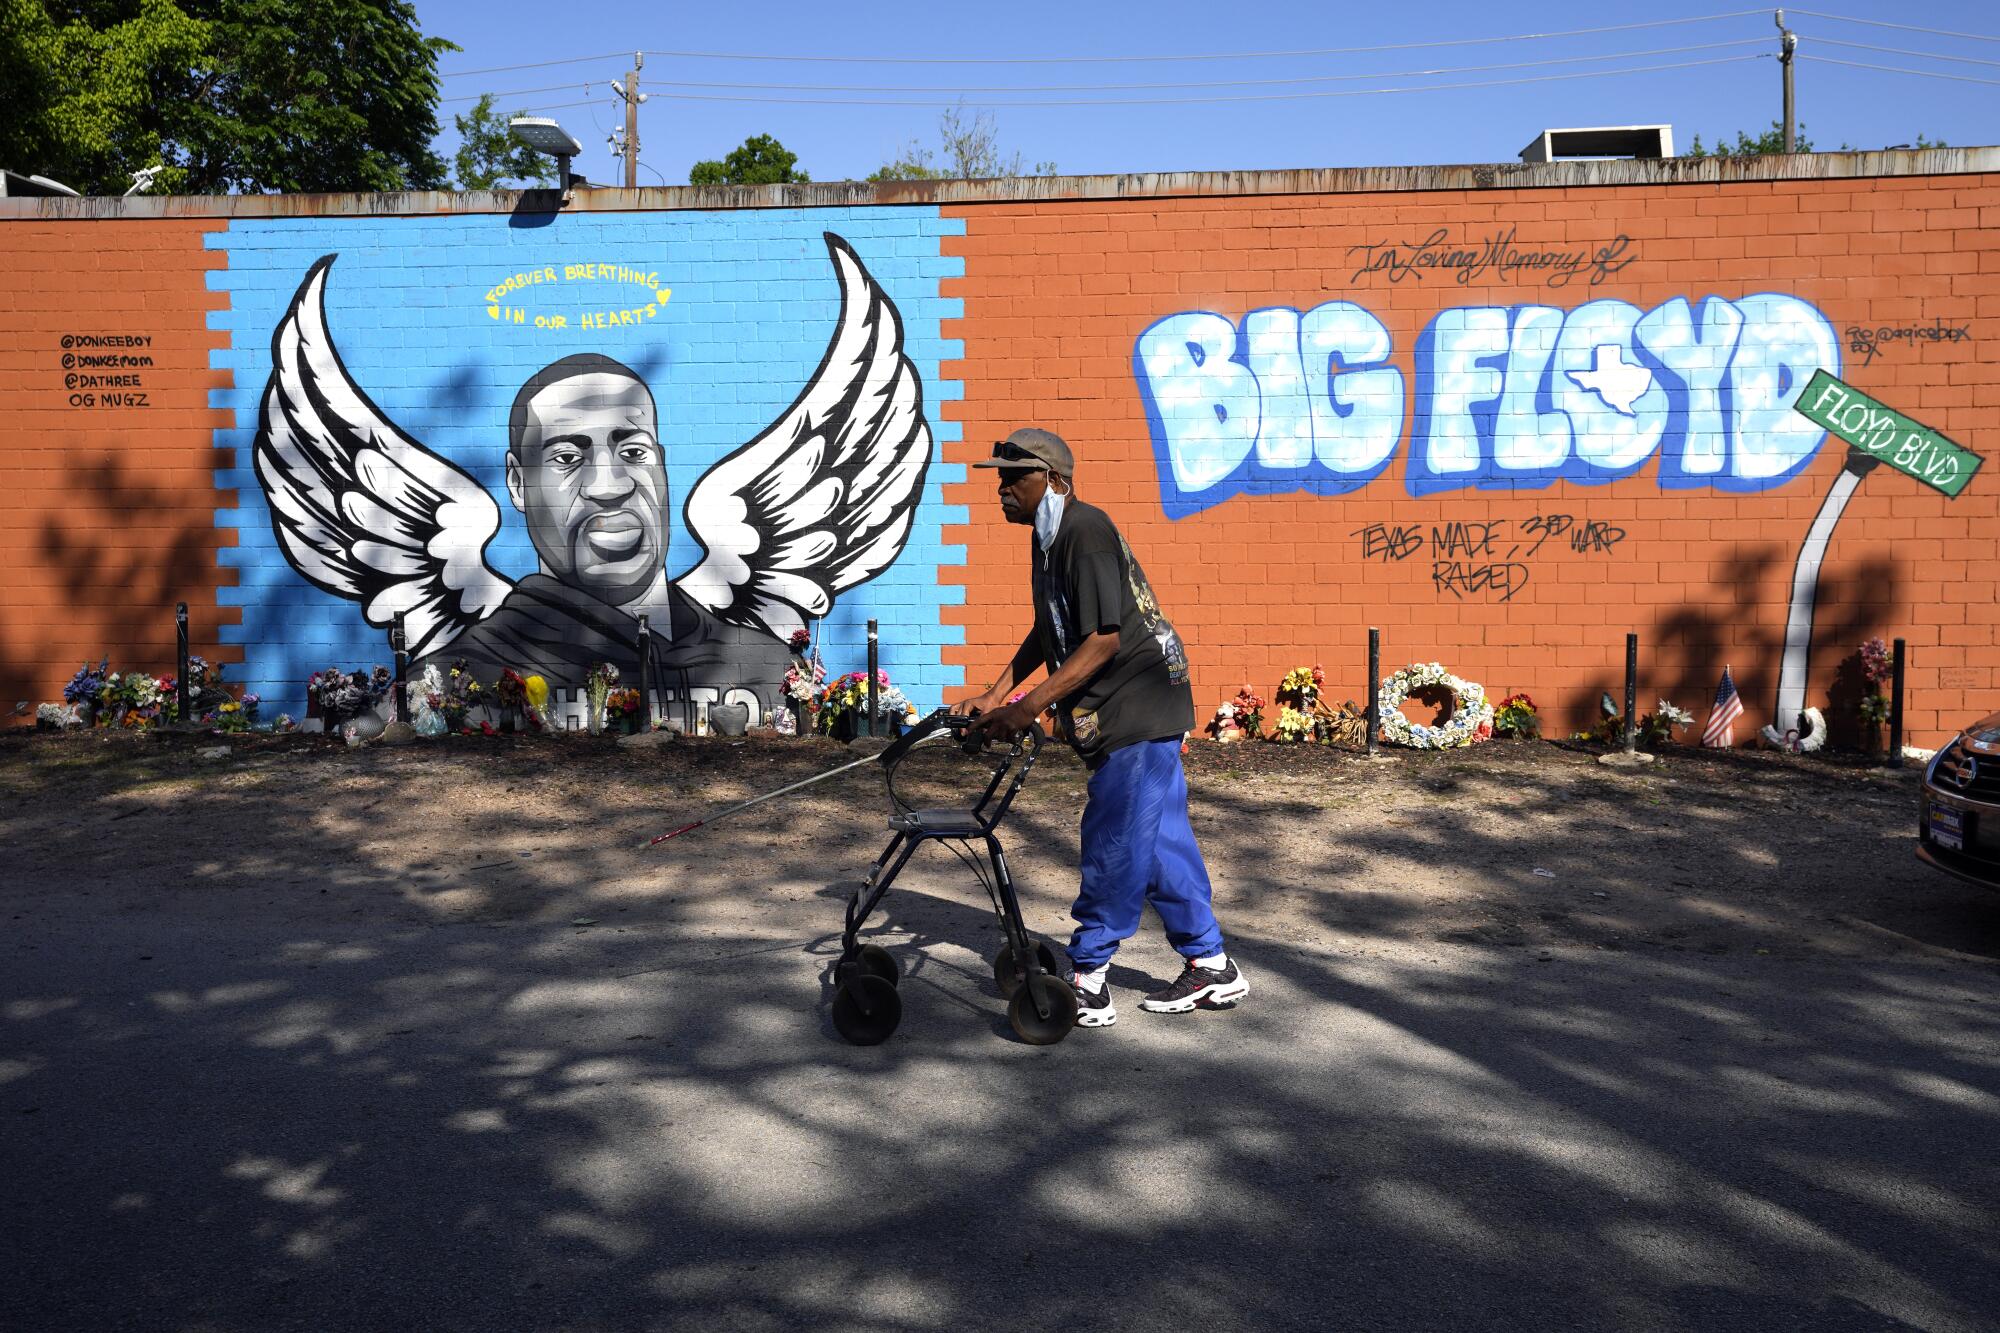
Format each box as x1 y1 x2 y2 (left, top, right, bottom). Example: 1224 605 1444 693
963 428 1247 1028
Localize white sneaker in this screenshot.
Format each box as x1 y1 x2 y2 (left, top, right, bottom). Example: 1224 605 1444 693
1072 975 1117 1027
1139 958 1249 1013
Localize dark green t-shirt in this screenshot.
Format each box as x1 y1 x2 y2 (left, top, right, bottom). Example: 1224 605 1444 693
1029 499 1194 766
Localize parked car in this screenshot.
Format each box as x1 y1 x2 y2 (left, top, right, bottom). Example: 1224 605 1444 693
1918 708 2000 889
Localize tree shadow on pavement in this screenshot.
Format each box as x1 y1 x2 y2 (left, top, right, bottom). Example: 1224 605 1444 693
2 737 1997 1332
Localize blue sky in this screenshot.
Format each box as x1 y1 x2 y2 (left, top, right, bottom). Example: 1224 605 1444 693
415 1 1998 186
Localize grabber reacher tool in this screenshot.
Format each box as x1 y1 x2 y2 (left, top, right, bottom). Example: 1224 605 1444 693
645 749 887 847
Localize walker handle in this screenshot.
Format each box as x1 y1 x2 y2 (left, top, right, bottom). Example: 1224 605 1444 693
876 707 954 767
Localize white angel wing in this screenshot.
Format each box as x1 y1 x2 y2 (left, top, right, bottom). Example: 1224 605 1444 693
254 256 512 662
678 233 933 641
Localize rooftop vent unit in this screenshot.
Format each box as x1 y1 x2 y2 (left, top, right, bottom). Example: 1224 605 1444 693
1519 125 1675 163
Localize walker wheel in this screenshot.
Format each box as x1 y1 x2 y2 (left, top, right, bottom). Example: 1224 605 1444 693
1008 974 1077 1046
831 974 902 1046
992 940 1062 999
852 943 900 987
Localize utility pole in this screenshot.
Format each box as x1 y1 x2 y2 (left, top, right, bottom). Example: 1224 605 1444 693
1777 10 1798 153
620 52 644 187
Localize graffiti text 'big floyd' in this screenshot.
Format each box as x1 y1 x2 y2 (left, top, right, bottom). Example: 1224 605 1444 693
1134 294 1839 517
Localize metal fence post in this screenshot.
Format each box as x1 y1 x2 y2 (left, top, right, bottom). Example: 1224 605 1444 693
637 614 653 728
175 602 190 726
392 615 409 724
1366 627 1380 758
1623 632 1639 754
866 619 879 738
1889 637 1907 769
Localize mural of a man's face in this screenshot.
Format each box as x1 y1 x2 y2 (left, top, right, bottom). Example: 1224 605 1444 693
507 370 665 606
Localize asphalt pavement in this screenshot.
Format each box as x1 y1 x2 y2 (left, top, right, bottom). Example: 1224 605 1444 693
5 870 1998 1332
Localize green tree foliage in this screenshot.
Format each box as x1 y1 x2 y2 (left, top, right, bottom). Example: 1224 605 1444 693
688 133 809 186
1684 122 1947 157
0 0 453 196
450 93 552 190
0 0 210 193
869 106 1055 181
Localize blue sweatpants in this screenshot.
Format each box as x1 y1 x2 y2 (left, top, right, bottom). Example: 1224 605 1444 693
1067 737 1226 971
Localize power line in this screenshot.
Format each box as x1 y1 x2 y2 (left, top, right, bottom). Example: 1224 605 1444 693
639 13 1767 67
1810 36 2000 69
627 55 1763 108
637 11 1767 65
1799 55 2000 86
1788 10 2000 44
441 83 593 103
440 52 629 78
651 40 1767 94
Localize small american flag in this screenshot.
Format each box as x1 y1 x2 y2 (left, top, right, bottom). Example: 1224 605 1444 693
1702 665 1744 747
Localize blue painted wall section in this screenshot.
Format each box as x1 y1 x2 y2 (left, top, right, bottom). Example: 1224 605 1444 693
208 208 966 720
1134 292 1841 517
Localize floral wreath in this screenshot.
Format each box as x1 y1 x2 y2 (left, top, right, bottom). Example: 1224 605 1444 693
1377 662 1494 750
1761 707 1827 754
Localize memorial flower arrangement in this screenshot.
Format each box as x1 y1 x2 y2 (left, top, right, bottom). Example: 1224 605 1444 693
585 661 619 733
784 657 826 710
815 670 913 734
1377 662 1493 749
437 658 483 730
523 674 550 730
215 693 262 734
1276 665 1324 711
64 658 109 707
495 669 528 710
1639 699 1695 748
607 687 644 722
1857 636 1893 726
491 668 535 731
1227 685 1267 739
1272 705 1317 744
1492 692 1540 739
60 660 175 727
36 703 82 729
308 665 391 724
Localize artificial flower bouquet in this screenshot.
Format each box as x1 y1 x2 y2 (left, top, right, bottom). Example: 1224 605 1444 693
607 687 645 731
1857 637 1893 729
308 665 391 725
1276 665 1324 711
816 669 910 737
1227 685 1267 739
62 657 213 729
1272 705 1316 744
1492 692 1540 739
585 661 619 734
1638 699 1695 749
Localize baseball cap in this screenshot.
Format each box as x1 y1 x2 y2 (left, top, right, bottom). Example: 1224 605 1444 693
972 427 1074 475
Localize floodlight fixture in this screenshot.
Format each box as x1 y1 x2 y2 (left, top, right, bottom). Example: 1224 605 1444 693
125 165 164 197
29 174 81 197
509 116 582 158
509 115 586 202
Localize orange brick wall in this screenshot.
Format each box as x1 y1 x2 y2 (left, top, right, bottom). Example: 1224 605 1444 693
0 221 237 711
939 176 2000 747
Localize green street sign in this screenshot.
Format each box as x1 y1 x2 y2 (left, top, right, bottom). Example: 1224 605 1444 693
1794 369 1984 498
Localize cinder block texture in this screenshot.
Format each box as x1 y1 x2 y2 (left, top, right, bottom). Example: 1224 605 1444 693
941 176 2000 746
0 220 235 709
2 167 1994 747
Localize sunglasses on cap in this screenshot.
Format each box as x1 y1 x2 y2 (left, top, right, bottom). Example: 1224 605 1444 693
990 442 1050 467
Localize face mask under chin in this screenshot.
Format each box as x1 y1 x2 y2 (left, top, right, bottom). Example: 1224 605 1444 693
1034 481 1067 551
